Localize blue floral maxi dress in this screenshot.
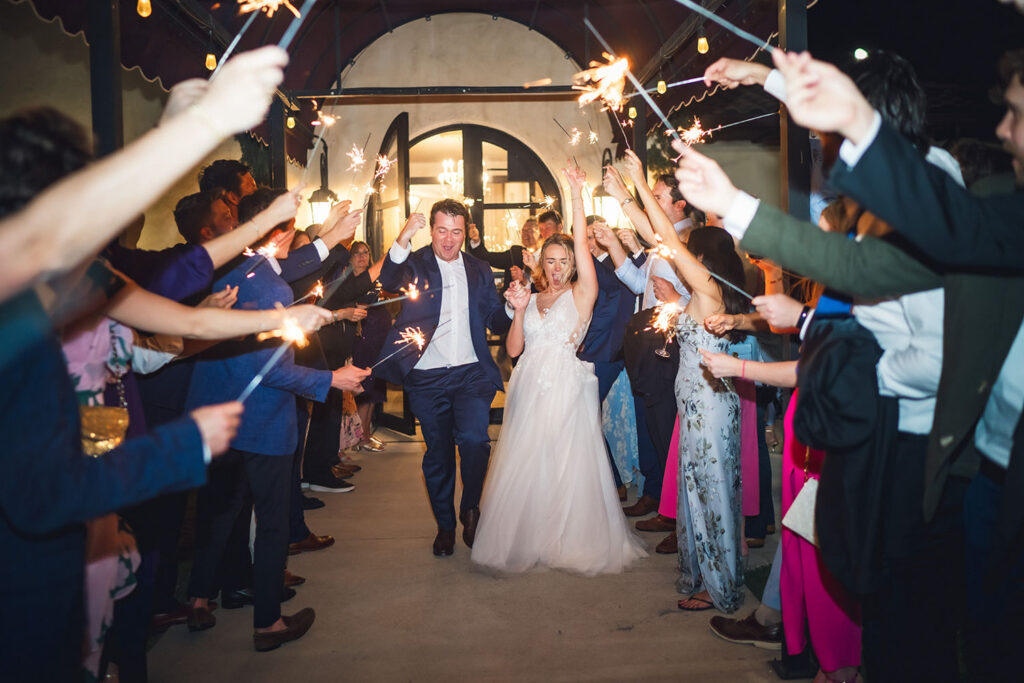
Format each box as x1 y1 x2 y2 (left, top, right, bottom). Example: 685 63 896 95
674 314 744 612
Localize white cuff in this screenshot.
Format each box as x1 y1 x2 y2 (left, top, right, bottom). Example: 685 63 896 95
313 238 330 261
470 239 482 249
202 442 212 465
266 255 282 276
722 191 761 241
388 241 412 264
799 308 816 341
763 69 787 103
505 303 515 319
838 111 883 169
631 250 644 259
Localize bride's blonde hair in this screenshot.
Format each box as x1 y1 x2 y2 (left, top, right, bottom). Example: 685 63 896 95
531 234 577 292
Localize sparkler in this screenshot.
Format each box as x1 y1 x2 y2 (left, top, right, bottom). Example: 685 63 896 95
583 19 682 145
242 244 277 279
209 11 259 79
373 154 396 182
626 76 706 99
648 302 681 357
671 0 775 54
588 130 599 144
573 52 628 112
370 321 449 370
276 0 316 51
569 128 583 146
238 1 300 18
289 279 323 306
345 143 366 171
299 108 339 187
552 118 581 168
679 117 708 146
237 314 309 403
652 236 753 300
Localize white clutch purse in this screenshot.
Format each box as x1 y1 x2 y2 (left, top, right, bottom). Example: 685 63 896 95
781 446 819 546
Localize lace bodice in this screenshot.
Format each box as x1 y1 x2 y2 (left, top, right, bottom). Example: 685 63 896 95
522 290 591 354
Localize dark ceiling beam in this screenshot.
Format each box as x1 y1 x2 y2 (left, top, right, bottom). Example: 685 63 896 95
378 0 394 33
635 0 667 46
634 0 726 86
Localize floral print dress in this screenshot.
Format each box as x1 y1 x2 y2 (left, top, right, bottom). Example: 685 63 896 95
673 314 744 612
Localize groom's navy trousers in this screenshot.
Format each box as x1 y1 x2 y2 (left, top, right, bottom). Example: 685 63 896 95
405 362 496 531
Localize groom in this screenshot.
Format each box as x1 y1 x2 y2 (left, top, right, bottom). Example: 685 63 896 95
375 200 511 556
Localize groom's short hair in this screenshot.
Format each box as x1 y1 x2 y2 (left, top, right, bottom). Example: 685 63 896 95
429 199 470 228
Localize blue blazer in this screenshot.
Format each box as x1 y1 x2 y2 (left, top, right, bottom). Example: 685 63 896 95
578 255 635 364
278 241 330 284
187 258 332 456
374 246 511 390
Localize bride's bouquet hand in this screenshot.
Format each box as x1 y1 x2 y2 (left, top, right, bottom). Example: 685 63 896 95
504 280 530 311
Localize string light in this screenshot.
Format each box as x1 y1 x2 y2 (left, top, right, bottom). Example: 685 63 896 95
136 0 152 18
205 53 218 71
697 36 710 54
286 116 295 129
657 80 667 94
628 106 638 119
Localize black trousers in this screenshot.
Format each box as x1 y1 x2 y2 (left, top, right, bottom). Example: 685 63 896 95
289 400 312 544
189 449 291 628
860 432 967 683
303 388 344 484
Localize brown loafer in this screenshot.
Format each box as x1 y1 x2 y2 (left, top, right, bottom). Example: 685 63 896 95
655 532 678 554
709 612 782 650
617 485 627 502
288 533 335 555
253 608 316 652
332 463 361 478
636 514 676 533
433 529 455 557
623 495 660 517
187 605 216 632
459 507 480 548
283 569 305 587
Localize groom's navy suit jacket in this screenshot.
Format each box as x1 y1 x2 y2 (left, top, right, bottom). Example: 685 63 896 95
374 245 511 390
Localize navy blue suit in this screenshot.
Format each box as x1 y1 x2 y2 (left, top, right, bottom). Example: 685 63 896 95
376 245 511 530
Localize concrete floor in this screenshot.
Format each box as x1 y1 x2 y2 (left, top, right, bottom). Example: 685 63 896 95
148 426 784 683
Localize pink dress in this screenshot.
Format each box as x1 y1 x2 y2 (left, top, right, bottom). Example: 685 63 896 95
780 391 861 671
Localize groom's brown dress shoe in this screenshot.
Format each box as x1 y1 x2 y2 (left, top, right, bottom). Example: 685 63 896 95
636 514 676 532
433 529 455 557
459 507 480 548
253 608 316 652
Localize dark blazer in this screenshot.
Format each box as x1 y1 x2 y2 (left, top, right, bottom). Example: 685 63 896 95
374 245 511 389
277 241 331 284
288 244 351 297
739 201 1024 534
830 121 1024 269
106 242 214 300
578 254 635 363
187 258 332 456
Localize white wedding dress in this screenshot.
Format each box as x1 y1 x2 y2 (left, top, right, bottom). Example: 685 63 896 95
471 290 647 575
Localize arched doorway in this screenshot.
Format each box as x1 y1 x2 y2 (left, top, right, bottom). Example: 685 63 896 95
366 120 561 257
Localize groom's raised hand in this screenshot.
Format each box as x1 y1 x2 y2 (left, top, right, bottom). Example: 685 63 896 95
397 212 426 248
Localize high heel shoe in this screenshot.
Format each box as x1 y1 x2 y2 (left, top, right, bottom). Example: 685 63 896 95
355 440 384 452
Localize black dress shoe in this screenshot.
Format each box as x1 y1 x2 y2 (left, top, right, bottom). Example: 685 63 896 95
459 507 480 548
302 495 325 510
253 608 316 652
222 586 296 609
433 529 455 557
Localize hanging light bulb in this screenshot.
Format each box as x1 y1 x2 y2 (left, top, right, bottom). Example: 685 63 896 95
628 106 638 119
136 0 152 18
697 36 710 54
657 80 667 95
286 116 296 129
205 53 217 71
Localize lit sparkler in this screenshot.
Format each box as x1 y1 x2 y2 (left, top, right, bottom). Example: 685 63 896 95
346 143 366 171
289 279 324 306
237 313 309 403
242 243 278 279
588 130 599 144
648 302 681 358
573 52 629 112
373 154 396 182
370 322 447 370
569 127 582 146
679 117 709 146
238 1 300 18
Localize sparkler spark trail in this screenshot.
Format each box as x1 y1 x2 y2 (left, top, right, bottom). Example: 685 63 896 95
552 118 580 168
373 154 396 182
299 109 338 186
671 0 775 54
345 143 366 171
573 52 629 112
588 130 599 144
583 19 682 145
370 320 451 370
289 279 323 306
569 128 582 146
648 302 682 357
238 1 300 18
237 314 309 403
626 76 706 99
242 244 278 279
679 117 708 146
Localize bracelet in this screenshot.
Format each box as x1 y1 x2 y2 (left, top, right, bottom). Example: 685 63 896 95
331 310 339 323
797 305 811 329
741 359 746 379
620 197 634 207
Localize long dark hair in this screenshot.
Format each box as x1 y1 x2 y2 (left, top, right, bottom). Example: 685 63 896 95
686 227 747 343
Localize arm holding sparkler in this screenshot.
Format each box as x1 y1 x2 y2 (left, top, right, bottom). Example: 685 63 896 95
591 223 629 269
603 163 656 246
704 311 768 335
504 281 530 358
0 47 288 303
564 165 599 311
315 200 362 250
202 188 303 269
106 279 332 339
378 213 426 291
698 350 797 388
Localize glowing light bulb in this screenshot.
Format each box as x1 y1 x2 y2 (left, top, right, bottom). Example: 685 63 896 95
205 53 217 71
697 36 710 54
628 106 638 120
286 116 296 129
854 48 869 61
657 80 667 94
136 0 152 18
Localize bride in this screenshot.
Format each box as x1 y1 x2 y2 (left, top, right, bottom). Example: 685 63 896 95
471 165 647 575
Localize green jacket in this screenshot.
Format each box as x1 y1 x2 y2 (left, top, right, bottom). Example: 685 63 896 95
741 202 1024 520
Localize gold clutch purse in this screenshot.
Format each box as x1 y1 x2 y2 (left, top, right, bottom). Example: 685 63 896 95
80 405 130 457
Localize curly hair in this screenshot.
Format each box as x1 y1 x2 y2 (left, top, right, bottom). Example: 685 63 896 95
531 233 577 292
0 107 93 219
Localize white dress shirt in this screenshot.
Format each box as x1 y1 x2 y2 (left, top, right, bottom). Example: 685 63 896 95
389 242 478 370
